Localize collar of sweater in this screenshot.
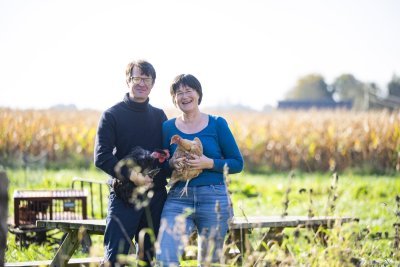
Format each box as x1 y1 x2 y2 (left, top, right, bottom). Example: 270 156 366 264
123 93 150 111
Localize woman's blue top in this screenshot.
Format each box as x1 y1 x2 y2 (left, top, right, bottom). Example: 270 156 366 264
162 115 244 187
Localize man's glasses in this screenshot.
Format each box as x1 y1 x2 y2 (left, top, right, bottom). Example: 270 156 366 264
130 76 153 86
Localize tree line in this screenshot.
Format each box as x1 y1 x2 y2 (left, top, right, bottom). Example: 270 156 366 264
284 73 400 111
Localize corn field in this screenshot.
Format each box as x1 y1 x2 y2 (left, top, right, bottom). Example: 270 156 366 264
1 108 399 173
0 108 98 167
224 109 400 173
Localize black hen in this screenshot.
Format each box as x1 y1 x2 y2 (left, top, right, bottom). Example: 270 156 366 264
113 146 169 204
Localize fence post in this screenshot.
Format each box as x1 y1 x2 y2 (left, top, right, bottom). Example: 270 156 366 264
0 171 9 267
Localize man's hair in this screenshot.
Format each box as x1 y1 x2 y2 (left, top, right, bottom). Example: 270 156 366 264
125 60 156 85
170 74 203 105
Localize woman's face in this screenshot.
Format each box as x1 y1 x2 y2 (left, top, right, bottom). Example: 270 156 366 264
174 85 199 112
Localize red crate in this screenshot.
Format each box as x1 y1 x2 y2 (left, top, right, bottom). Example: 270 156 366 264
13 189 87 228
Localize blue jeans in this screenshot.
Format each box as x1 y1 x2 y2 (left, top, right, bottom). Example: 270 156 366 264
104 187 167 267
156 184 233 266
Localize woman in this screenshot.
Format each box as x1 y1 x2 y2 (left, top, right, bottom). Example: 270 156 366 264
156 74 244 266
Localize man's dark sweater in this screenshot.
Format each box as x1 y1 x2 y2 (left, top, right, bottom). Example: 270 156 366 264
94 93 168 188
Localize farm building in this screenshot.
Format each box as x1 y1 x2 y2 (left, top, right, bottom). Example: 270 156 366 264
277 99 352 110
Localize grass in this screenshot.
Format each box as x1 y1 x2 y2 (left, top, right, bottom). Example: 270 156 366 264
3 167 400 265
229 171 400 265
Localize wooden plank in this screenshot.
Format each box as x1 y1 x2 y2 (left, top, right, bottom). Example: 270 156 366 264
5 257 103 267
230 216 356 229
50 230 80 267
36 216 356 232
5 260 52 267
67 256 102 266
0 171 9 267
35 216 357 239
36 220 105 234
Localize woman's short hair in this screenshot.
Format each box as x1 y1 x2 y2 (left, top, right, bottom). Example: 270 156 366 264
170 74 203 105
125 60 156 85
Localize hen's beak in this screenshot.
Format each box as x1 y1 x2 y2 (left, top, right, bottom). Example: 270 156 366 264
170 135 180 145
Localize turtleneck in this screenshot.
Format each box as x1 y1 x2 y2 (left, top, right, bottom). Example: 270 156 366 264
123 93 149 111
95 92 169 187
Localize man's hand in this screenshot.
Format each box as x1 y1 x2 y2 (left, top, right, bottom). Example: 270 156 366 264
129 170 153 187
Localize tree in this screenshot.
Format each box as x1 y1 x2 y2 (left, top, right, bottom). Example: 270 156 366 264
364 82 384 110
332 74 366 110
388 74 400 98
285 74 333 101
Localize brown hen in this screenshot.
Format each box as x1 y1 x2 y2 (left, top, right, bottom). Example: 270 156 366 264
168 134 203 196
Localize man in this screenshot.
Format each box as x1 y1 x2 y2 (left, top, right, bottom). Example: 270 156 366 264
94 60 168 266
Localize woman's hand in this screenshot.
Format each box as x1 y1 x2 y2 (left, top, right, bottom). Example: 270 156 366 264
169 156 185 172
186 154 214 170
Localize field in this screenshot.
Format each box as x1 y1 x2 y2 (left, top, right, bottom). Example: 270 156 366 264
3 168 400 266
1 108 399 173
1 108 400 266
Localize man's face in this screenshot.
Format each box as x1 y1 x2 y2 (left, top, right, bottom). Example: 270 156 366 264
128 66 154 103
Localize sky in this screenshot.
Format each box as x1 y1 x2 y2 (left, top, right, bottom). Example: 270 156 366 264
1 0 399 111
